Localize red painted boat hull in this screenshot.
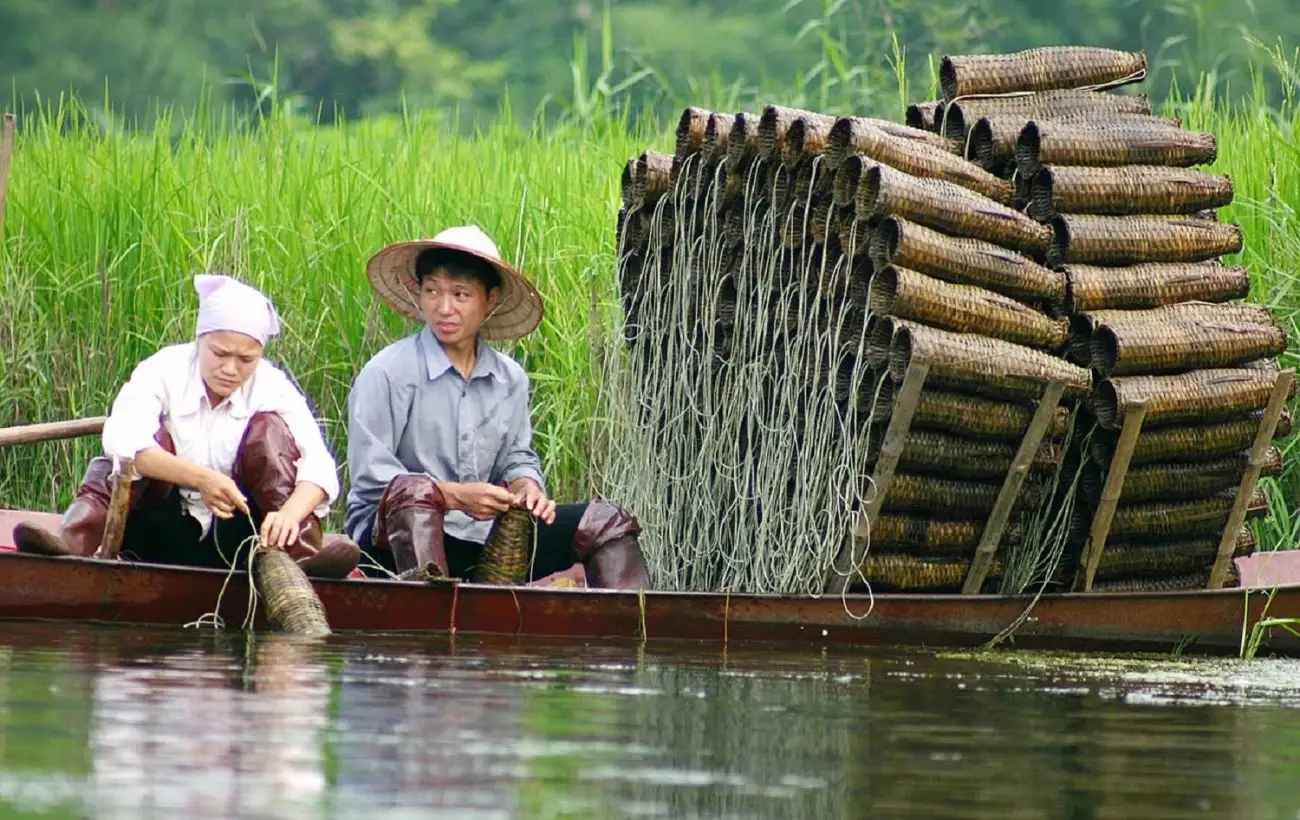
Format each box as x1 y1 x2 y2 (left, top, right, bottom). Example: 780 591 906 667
4 508 1299 655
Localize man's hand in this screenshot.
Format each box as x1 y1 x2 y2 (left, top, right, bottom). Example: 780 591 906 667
198 471 249 520
445 481 516 520
511 479 556 525
259 510 304 548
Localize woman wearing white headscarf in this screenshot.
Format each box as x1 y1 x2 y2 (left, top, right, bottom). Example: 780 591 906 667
14 274 360 578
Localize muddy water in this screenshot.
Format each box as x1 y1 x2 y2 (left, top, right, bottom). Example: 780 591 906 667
0 623 1298 818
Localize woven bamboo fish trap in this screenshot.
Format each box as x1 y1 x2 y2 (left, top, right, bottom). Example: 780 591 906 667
938 90 1153 139
1092 567 1239 593
857 165 1052 255
1093 529 1256 582
758 106 834 162
1088 303 1287 376
1085 447 1283 505
620 151 673 211
889 323 1091 402
834 132 1013 205
894 428 1062 479
868 378 1071 441
784 116 839 168
878 472 1047 518
906 102 943 132
869 217 1066 307
1092 365 1292 429
825 116 960 172
865 315 914 368
1016 120 1218 177
676 107 711 161
967 113 1182 172
1064 261 1250 312
1048 214 1243 268
869 514 1026 553
854 553 1003 591
1089 408 1293 466
253 548 331 637
474 507 534 585
870 265 1069 352
1106 487 1268 541
1029 165 1234 219
940 46 1146 99
702 113 735 169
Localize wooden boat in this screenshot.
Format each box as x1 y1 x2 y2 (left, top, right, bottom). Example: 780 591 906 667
4 508 1300 656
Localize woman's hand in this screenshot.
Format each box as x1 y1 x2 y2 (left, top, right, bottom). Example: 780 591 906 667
198 470 249 519
444 481 516 520
511 479 556 525
260 510 304 548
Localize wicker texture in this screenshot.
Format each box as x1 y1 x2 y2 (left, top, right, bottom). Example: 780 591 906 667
896 428 1062 479
1048 214 1243 268
254 548 331 636
939 90 1152 137
1087 303 1286 376
870 380 1072 441
784 116 839 168
940 47 1146 99
890 323 1092 402
474 507 534 584
1088 447 1283 504
620 151 673 211
1064 261 1250 312
1093 529 1256 581
1030 165 1234 219
836 130 1013 205
854 553 1002 590
1092 568 1238 593
725 112 761 170
1107 487 1268 540
869 515 983 552
675 107 711 161
1093 365 1291 429
702 113 735 168
857 165 1052 255
906 101 943 132
1016 120 1218 177
870 217 1066 307
758 106 834 162
1089 409 1294 466
870 265 1069 352
967 113 1181 170
826 116 960 172
881 472 1046 516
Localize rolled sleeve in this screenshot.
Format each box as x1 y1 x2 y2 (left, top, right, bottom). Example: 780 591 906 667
494 378 546 495
101 356 167 466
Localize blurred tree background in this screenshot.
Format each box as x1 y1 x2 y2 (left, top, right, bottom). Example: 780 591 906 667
2 0 1298 129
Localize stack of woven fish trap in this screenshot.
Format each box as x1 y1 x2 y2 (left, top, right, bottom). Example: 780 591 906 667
905 45 1295 593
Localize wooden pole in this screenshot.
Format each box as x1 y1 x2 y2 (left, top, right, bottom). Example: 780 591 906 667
0 113 13 245
1207 369 1296 589
826 362 929 594
962 379 1066 595
0 417 107 448
95 457 133 560
1075 403 1147 592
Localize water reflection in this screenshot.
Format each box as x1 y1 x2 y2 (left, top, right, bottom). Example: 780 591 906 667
0 625 1297 819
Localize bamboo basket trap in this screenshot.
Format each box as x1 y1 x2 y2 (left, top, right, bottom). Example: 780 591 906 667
1064 261 1250 312
1092 528 1256 582
474 507 534 585
877 471 1048 517
1086 302 1286 376
866 514 1025 554
831 135 1012 205
868 378 1072 442
1029 165 1234 219
1091 364 1295 429
939 46 1147 100
968 112 1181 172
1106 487 1268 540
825 116 961 172
1047 214 1243 268
891 428 1062 480
869 217 1066 308
1088 408 1293 466
1082 446 1283 505
1015 120 1218 177
854 553 1003 591
620 151 673 211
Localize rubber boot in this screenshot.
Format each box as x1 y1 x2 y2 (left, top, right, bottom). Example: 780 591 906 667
232 412 359 580
571 502 651 590
14 427 178 558
375 474 450 577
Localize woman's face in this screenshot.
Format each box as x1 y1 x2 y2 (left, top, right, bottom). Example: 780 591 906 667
198 330 263 401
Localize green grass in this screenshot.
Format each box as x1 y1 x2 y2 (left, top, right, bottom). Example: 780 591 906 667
2 60 1299 556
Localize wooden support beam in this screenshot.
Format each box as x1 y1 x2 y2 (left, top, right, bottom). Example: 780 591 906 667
826 362 929 594
962 379 1066 595
1208 369 1295 589
0 417 107 448
95 457 134 561
1075 403 1147 592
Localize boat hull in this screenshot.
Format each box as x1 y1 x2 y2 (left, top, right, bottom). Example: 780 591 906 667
1 550 1297 656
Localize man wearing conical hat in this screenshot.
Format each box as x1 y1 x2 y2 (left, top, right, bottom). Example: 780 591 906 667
346 225 650 588
13 275 361 579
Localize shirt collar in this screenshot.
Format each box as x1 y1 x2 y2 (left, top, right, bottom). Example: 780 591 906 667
419 327 501 382
176 342 254 418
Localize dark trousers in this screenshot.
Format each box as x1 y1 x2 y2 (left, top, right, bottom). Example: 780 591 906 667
359 502 589 581
121 487 265 570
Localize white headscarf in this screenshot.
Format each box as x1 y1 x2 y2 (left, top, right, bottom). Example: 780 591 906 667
194 274 281 346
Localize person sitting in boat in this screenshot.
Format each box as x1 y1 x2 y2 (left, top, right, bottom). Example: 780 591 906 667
344 225 651 589
13 274 361 579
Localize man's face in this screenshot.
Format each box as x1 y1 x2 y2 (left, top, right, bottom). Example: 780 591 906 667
197 330 263 401
419 269 499 347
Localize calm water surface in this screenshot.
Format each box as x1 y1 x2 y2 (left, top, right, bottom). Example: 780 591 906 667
0 623 1298 819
